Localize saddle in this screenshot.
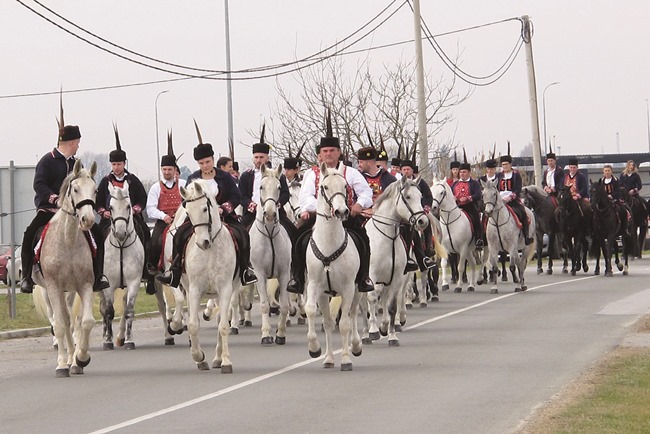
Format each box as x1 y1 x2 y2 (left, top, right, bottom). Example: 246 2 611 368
504 204 529 230
34 223 97 267
177 221 241 279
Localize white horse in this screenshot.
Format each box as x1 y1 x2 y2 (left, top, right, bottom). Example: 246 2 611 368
305 163 363 370
99 181 145 351
32 160 97 377
480 179 536 294
363 176 429 346
430 181 480 293
168 179 240 372
284 177 302 226
249 164 293 345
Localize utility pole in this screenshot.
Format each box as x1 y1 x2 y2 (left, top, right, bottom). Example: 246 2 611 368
412 0 430 183
646 99 650 152
521 15 543 187
224 0 235 148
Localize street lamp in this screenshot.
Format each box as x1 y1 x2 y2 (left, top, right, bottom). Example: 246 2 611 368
155 90 169 179
542 81 560 153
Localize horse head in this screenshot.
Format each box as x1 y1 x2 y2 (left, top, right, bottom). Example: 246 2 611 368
108 180 133 243
180 180 218 250
589 180 609 211
259 164 283 223
317 162 349 221
395 176 429 230
480 178 501 217
429 181 452 216
60 160 98 231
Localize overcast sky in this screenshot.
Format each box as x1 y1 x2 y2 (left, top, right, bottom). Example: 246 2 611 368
2 0 649 180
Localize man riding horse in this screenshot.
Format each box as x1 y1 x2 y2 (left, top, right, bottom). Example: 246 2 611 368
451 150 483 251
563 157 590 212
599 164 632 235
145 131 186 293
542 147 564 198
157 122 257 288
96 125 152 292
286 111 374 294
20 97 109 294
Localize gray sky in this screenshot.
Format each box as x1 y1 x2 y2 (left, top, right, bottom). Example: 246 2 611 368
2 0 650 181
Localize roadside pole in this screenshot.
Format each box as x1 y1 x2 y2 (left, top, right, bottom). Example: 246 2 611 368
522 15 543 187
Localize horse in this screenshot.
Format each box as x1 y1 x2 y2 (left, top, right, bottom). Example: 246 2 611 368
167 179 241 372
32 160 97 377
304 163 363 371
480 179 536 294
520 185 566 275
249 164 293 345
429 181 480 293
556 186 591 276
590 181 632 276
99 181 145 351
621 188 648 258
284 177 302 226
362 176 430 346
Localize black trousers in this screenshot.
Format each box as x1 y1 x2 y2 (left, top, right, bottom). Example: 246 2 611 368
459 204 483 241
401 224 433 271
150 219 169 272
290 214 370 284
507 200 530 237
22 210 105 282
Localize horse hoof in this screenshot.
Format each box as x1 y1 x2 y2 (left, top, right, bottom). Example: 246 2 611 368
164 338 175 346
420 302 428 308
537 268 543 275
244 302 252 311
395 324 402 332
562 269 568 274
362 337 373 345
454 287 462 293
212 360 221 369
340 363 353 371
238 319 244 326
501 276 508 282
55 368 70 378
309 349 322 358
244 320 253 327
202 312 211 321
115 338 125 347
125 342 136 350
275 336 286 345
369 331 380 341
441 284 449 291
520 285 528 291
221 365 233 374
594 271 600 276
491 288 498 294
431 296 439 302
76 355 91 368
70 365 84 375
405 304 412 310
617 264 624 271
388 339 400 347
623 270 629 276
400 319 407 326
352 348 362 357
571 270 576 276
297 317 306 325
546 269 553 275
103 342 114 351
197 361 210 371
584 265 589 272
467 286 475 292
261 336 274 345
379 328 388 337
167 324 180 336
230 328 239 335
514 287 522 292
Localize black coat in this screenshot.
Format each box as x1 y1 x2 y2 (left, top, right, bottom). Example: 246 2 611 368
542 166 565 191
187 168 241 214
620 172 642 191
96 171 148 213
239 168 290 213
32 149 77 211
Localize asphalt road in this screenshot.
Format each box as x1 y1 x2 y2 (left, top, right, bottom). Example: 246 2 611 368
2 259 650 434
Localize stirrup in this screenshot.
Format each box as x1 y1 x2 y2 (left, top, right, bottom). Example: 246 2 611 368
156 270 174 285
405 259 419 273
423 257 436 270
475 239 484 251
20 277 35 294
93 275 110 292
286 277 304 294
242 268 258 285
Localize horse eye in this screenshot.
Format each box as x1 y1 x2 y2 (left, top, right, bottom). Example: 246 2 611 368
323 185 329 190
405 195 411 199
203 206 208 212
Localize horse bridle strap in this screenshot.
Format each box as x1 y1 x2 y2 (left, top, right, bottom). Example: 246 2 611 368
398 183 425 226
185 193 222 242
309 231 348 270
61 177 96 217
318 173 348 220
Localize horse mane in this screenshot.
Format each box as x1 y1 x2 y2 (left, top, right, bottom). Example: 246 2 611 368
375 179 403 209
184 179 217 208
523 184 548 199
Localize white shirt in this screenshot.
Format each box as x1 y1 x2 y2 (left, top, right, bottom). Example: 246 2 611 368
251 167 262 205
299 163 373 214
146 177 187 221
499 171 514 200
545 168 556 189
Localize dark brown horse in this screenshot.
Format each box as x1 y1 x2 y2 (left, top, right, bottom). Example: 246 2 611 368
621 189 648 258
556 186 591 276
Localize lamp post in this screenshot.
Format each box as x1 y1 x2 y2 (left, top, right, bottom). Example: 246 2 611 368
646 98 650 152
154 90 169 179
542 81 560 153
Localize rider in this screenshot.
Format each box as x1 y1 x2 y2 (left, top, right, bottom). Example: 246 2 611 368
286 112 375 294
216 156 233 174
446 152 460 187
563 157 590 210
20 117 109 293
96 126 152 292
238 126 294 241
620 159 644 198
479 157 498 184
157 134 258 288
542 149 564 197
452 152 483 251
600 164 631 233
495 150 534 245
145 132 186 294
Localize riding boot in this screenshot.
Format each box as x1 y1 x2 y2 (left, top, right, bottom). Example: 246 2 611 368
287 230 311 294
91 224 110 292
228 220 258 285
473 217 484 251
20 257 34 294
423 225 436 258
400 225 419 273
412 231 435 271
348 229 374 292
156 219 192 288
520 212 533 245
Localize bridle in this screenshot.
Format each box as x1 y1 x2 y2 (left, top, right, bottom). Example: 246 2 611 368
431 184 462 226
397 182 426 226
317 172 348 220
184 193 222 242
60 175 96 219
109 193 137 246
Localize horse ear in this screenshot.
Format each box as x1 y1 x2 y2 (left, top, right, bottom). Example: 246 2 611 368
73 159 82 177
260 164 267 175
122 179 129 192
320 161 328 177
480 178 486 189
194 181 204 196
276 164 283 178
180 186 188 199
89 161 97 179
413 175 421 185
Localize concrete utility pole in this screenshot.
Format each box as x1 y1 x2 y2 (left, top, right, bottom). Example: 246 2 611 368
412 0 430 183
521 15 543 187
224 0 235 148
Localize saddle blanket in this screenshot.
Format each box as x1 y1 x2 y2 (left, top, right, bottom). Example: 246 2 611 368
34 223 97 263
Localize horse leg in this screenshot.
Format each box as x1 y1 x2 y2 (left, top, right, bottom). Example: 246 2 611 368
536 232 544 274
466 252 477 292
47 289 72 377
440 257 450 291
319 293 336 368
275 273 290 344
428 266 439 302
154 282 175 345
385 291 400 347
168 287 185 335
71 287 94 375
305 281 322 359
99 291 115 350
364 286 381 342
418 271 428 307
338 291 355 371
350 291 363 358
186 287 208 370
215 286 234 373
454 253 465 292
256 278 273 345
122 282 139 350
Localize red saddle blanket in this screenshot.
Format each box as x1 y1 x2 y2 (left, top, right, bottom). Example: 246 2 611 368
34 223 97 263
505 205 530 230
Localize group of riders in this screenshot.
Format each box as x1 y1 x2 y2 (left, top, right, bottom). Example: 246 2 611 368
18 102 648 295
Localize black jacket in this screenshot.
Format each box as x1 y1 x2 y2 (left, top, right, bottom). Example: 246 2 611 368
187 168 241 214
238 168 290 213
96 171 148 214
33 149 77 211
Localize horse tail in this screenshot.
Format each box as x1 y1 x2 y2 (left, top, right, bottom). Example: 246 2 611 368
71 292 83 322
434 236 448 260
32 286 50 321
329 295 342 319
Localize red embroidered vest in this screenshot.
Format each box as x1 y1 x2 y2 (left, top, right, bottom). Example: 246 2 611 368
158 180 183 218
363 172 383 203
312 165 354 207
452 180 471 199
564 174 578 195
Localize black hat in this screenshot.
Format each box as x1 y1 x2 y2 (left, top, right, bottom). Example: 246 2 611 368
400 159 414 169
391 158 401 166
450 151 460 169
316 109 340 152
252 123 271 154
357 146 377 161
283 157 300 170
484 159 497 169
192 119 215 161
57 91 81 142
568 157 579 166
546 141 556 160
109 123 127 162
161 129 177 167
459 148 471 171
232 161 239 171
500 141 512 164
